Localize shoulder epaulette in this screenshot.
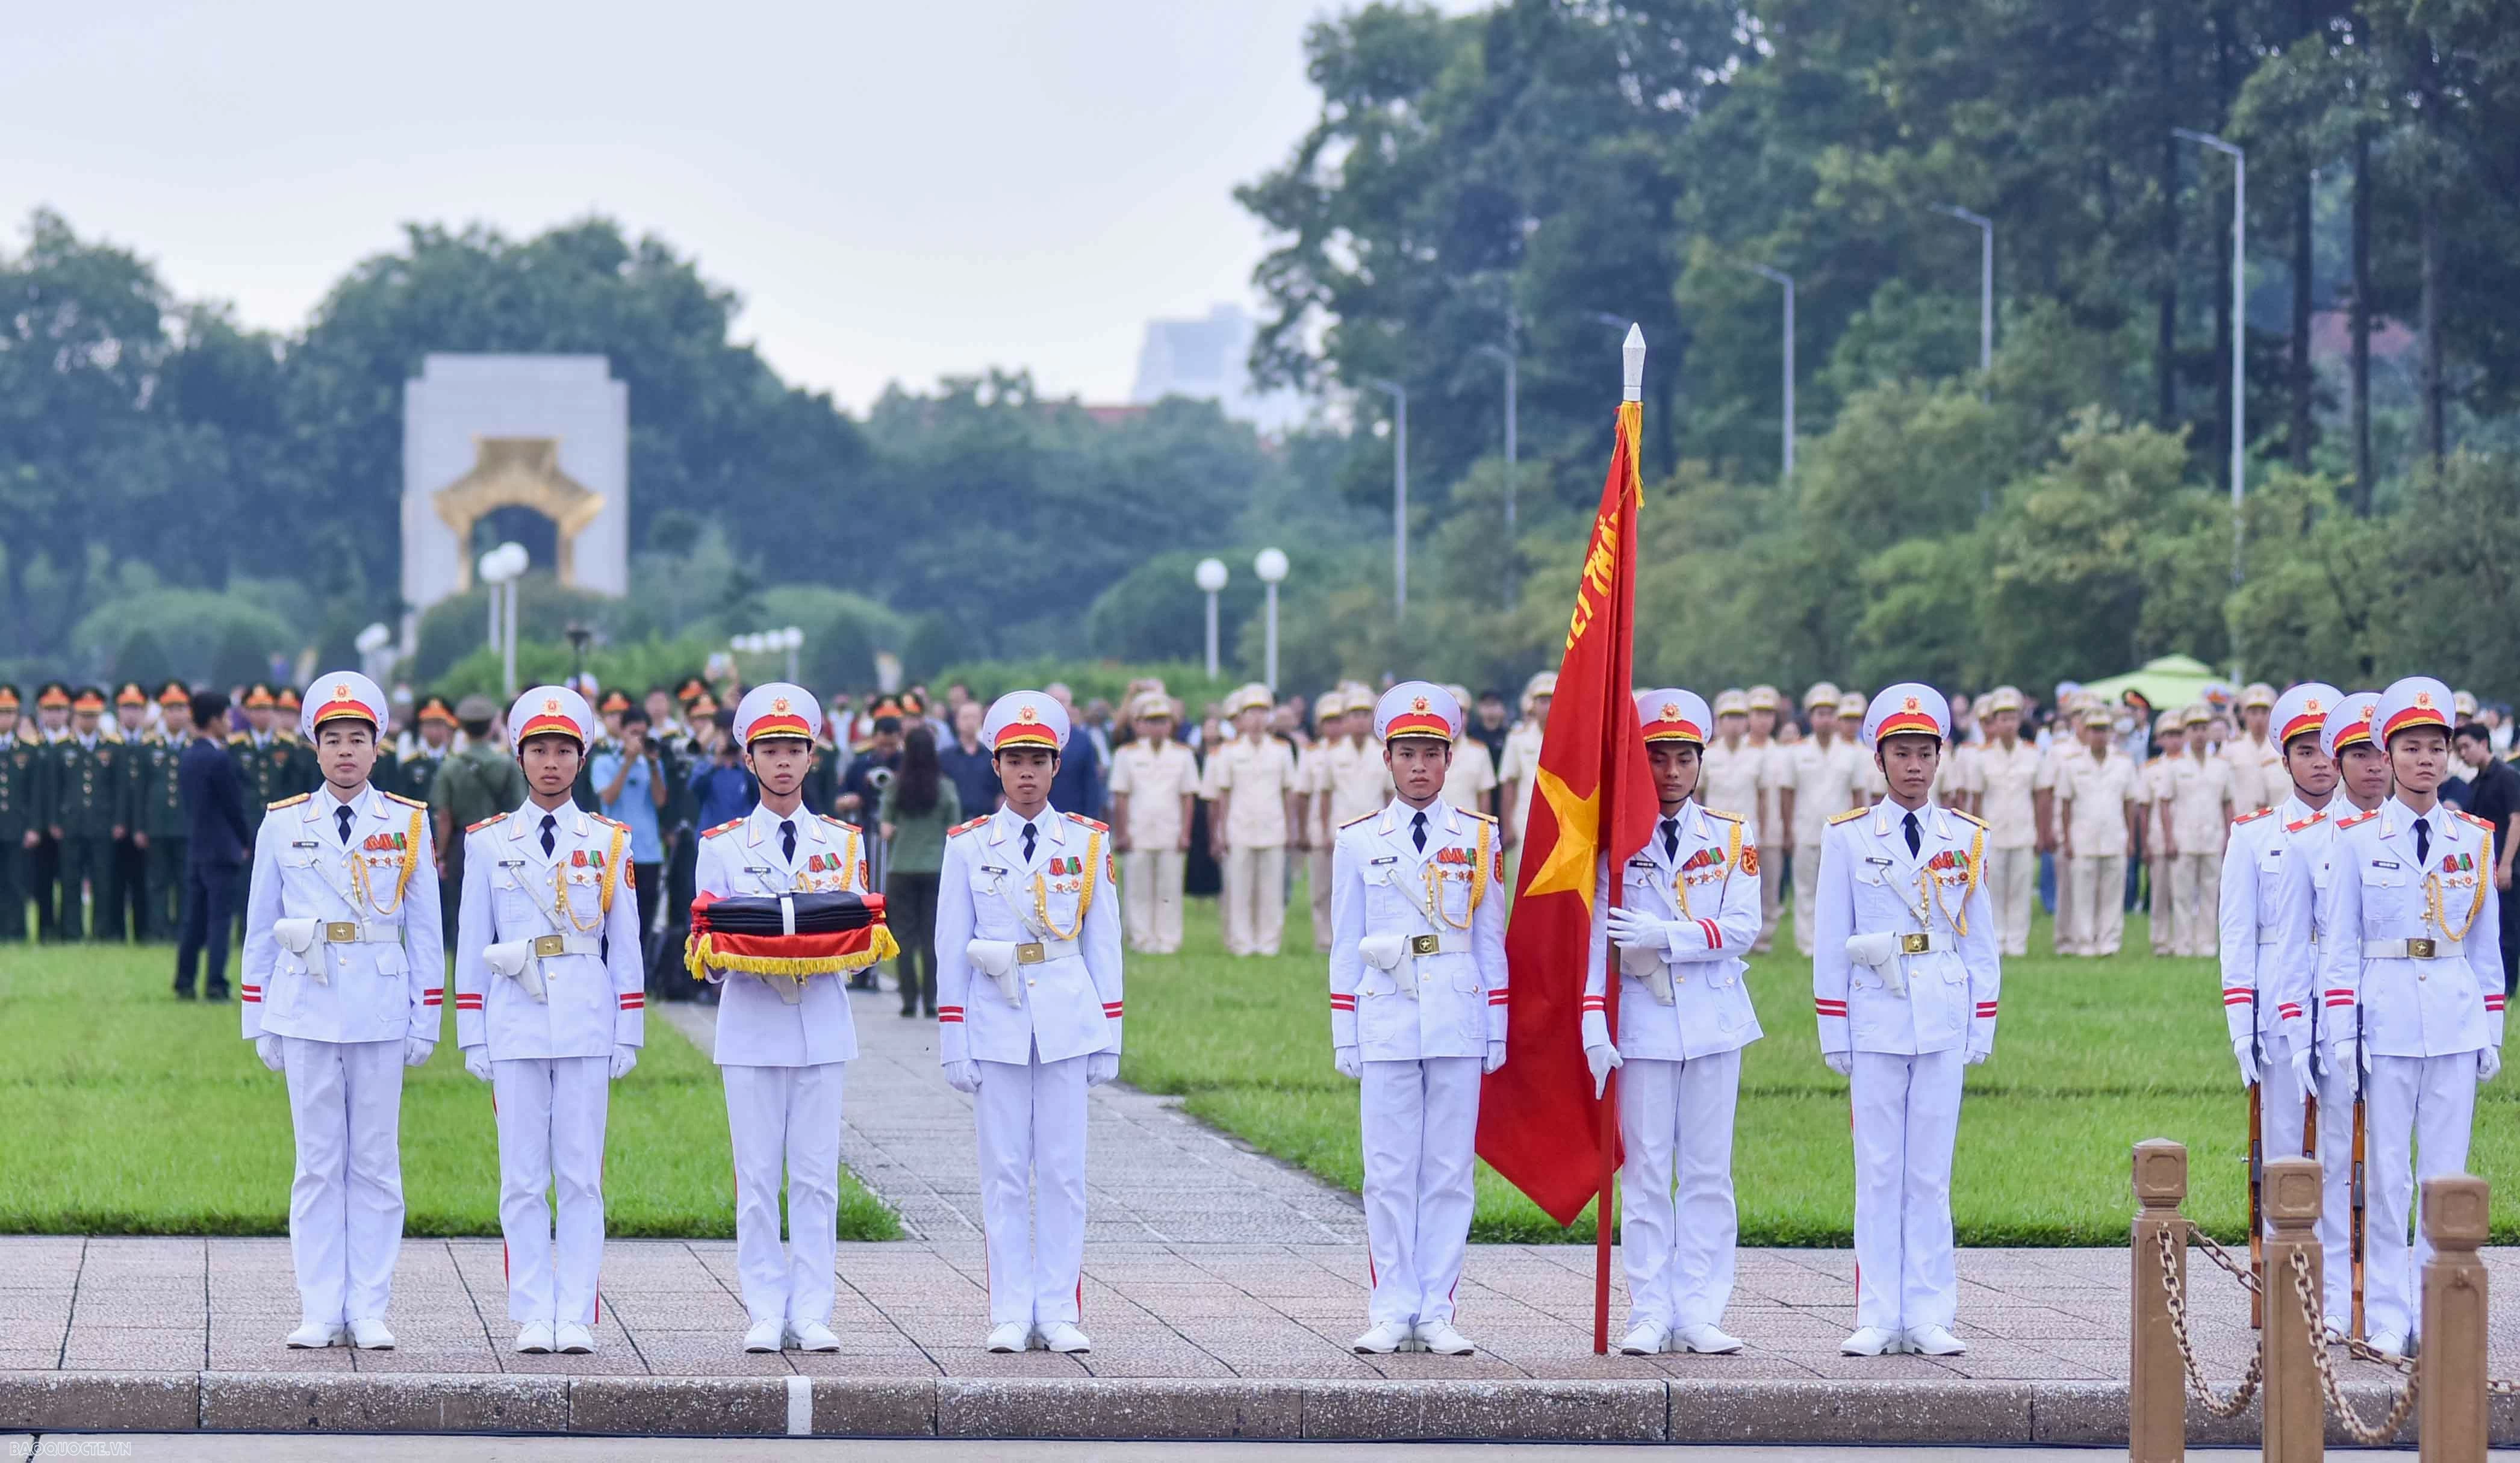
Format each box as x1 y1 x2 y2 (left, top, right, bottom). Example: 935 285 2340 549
2457 810 2494 831
1340 810 1380 830
818 813 859 831
591 813 627 830
947 815 991 837
2337 809 2380 830
381 791 427 809
101 730 125 745
2144 755 2164 768
1701 807 1743 822
267 794 309 810
226 732 246 745
700 818 745 839
2232 807 2275 826
1944 807 1986 828
1829 807 1869 825
466 812 508 833
1062 811 1109 833
1461 807 1498 823
2284 811 2326 834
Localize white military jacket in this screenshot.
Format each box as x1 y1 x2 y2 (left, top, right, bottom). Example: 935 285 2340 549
935 804 1125 1066
694 802 869 1068
1812 800 2000 1058
1580 801 1764 1062
2298 800 2505 1060
452 799 646 1061
1327 798 1509 1063
2216 795 2326 1045
240 785 444 1045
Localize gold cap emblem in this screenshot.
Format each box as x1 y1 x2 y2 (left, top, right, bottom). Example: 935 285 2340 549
544 698 561 714
1657 701 1684 721
1412 696 1430 713
772 696 791 715
2306 698 2322 713
1018 704 1037 721
332 683 350 700
2417 691 2434 707
1903 695 1921 713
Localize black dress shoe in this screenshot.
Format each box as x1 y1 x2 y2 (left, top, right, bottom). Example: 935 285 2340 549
173 986 198 1001
206 989 231 1003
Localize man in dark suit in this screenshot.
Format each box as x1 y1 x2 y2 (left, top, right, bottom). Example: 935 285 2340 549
173 689 254 1001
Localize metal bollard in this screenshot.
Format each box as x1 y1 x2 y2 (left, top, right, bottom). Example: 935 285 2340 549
2262 1155 2325 1462
2131 1139 2189 1463
2419 1173 2490 1463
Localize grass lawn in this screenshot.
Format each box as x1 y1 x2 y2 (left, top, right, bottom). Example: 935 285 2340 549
1124 875 2520 1246
0 942 898 1240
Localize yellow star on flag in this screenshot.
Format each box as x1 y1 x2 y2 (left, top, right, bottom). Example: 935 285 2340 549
1519 766 1601 911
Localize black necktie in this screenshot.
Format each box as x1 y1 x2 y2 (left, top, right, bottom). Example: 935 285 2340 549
335 804 354 845
1022 821 1038 864
1903 810 1921 858
540 813 557 859
1661 816 1679 862
781 819 797 864
2415 816 2431 869
1412 810 1428 853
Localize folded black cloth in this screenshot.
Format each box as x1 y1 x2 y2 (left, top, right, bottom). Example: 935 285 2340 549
689 890 888 933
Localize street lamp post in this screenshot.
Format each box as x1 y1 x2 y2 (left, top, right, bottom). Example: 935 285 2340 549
1741 264 1796 477
1930 203 1994 383
354 622 393 686
1365 378 1407 619
478 542 527 697
1254 548 1288 694
2175 126 2247 585
1475 337 1519 605
781 626 802 683
1193 558 1228 679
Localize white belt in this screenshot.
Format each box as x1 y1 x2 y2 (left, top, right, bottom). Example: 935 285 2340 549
1895 931 1953 955
1405 930 1472 957
2257 928 2318 946
1015 937 1081 965
2364 937 2463 960
527 933 603 958
319 918 401 944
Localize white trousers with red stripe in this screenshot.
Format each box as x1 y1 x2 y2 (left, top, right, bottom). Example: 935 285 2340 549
1360 1055 1481 1326
1618 1051 1742 1331
2365 1051 2478 1340
279 1036 405 1327
1850 1048 1962 1334
722 1061 847 1329
975 1048 1089 1328
493 1055 611 1326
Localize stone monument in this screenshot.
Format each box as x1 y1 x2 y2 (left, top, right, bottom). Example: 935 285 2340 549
399 355 629 648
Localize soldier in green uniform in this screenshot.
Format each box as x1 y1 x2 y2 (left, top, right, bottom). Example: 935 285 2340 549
0 687 32 942
426 692 530 949
269 686 317 801
106 683 152 940
231 685 281 807
132 681 196 940
28 682 73 940
46 688 128 942
393 694 456 805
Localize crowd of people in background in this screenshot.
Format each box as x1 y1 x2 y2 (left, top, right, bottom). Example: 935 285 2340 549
7 666 2516 1004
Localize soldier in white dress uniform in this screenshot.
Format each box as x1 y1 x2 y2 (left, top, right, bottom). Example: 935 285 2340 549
1812 684 2000 1358
452 685 646 1356
2266 689 2387 1333
692 683 873 1354
239 671 442 1350
1578 689 1762 1356
935 691 1124 1355
2214 683 2341 1247
1328 682 1508 1357
2295 676 2503 1356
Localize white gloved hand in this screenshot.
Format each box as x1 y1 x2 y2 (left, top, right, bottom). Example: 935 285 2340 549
942 1059 981 1094
2289 1044 2314 1096
609 1044 639 1080
464 1048 493 1082
1605 905 1675 954
2481 1046 2503 1084
1086 1051 1119 1087
1584 1042 1623 1098
1965 1042 1992 1067
2232 1034 2260 1089
1333 1045 1362 1080
255 1033 285 1073
403 1037 434 1069
1484 1039 1507 1075
1822 1049 1852 1077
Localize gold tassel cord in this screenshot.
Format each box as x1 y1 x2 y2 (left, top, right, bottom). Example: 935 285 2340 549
683 926 901 983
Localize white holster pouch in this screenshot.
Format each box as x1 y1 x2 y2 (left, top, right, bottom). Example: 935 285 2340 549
967 939 1024 1005
1357 933 1414 996
1620 943 1676 1005
1844 931 1907 997
272 917 325 984
484 939 546 1003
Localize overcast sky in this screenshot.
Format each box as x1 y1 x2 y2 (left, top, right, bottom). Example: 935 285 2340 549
0 1 1473 412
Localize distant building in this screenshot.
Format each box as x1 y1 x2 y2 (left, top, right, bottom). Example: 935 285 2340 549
1128 304 1307 433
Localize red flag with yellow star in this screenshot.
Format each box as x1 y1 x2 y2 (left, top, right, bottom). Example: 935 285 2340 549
1475 396 1658 1231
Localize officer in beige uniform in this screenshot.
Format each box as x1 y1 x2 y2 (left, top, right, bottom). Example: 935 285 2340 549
239 672 441 1350
2055 705 2139 957
1743 686 1790 949
1439 683 1499 818
1496 673 1554 860
1306 689 1394 952
1206 683 1299 957
453 685 644 1356
2225 683 2283 816
1972 688 2045 957
1109 692 1198 954
2164 704 2236 957
2141 713 2183 957
1784 683 1864 955
2042 697 2093 952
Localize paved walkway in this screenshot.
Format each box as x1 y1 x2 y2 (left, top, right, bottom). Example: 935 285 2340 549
654 984 1359 1246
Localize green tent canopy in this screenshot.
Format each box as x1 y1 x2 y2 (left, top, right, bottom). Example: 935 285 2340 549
2077 654 2221 712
